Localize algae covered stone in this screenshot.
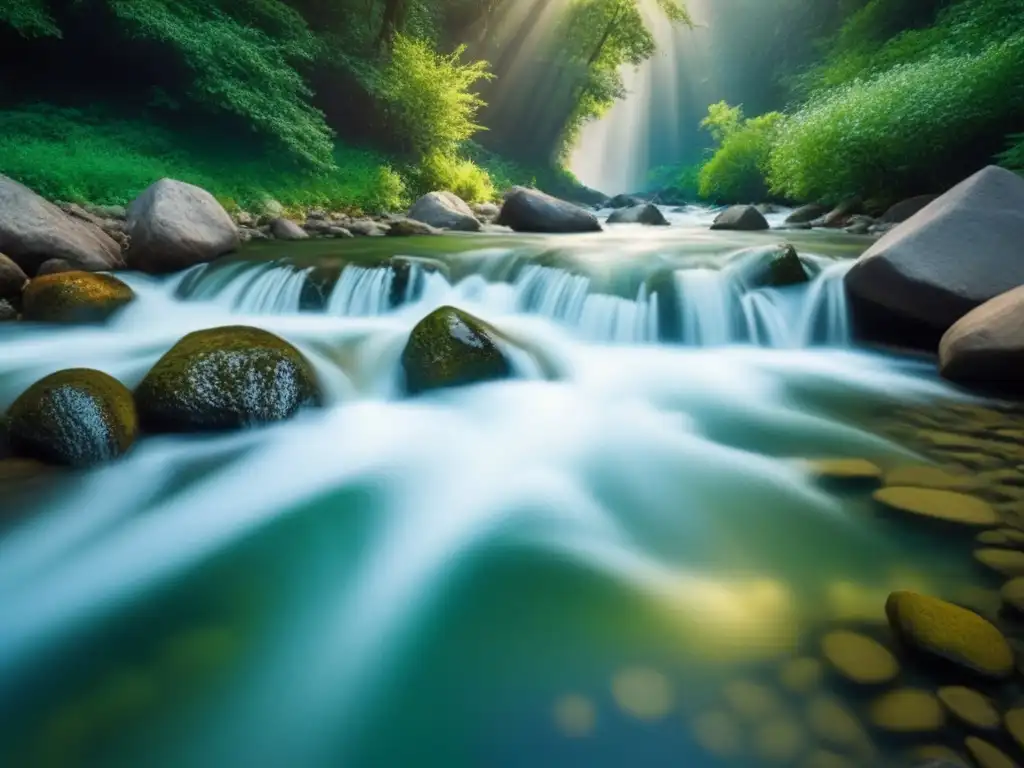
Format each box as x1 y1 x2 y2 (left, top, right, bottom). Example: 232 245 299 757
868 689 944 733
1001 577 1024 614
135 326 321 432
6 368 137 467
806 458 882 484
937 686 1000 730
821 630 899 684
22 271 134 323
873 487 1000 526
401 306 513 395
974 548 1024 577
965 737 1018 768
885 591 1013 679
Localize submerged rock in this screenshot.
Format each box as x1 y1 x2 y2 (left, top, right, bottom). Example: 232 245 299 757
0 174 123 275
6 368 137 467
868 689 944 733
36 258 77 276
608 194 644 209
785 203 829 225
401 306 513 395
710 205 769 231
820 630 899 685
408 191 481 231
939 284 1024 389
497 188 602 233
22 271 135 323
269 217 309 240
936 686 1000 730
0 253 27 304
127 178 240 273
135 326 321 432
729 243 808 288
872 487 999 526
0 299 17 321
606 203 669 226
964 737 1016 768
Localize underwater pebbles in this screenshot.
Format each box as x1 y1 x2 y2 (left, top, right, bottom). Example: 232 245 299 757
965 736 1019 768
820 630 899 685
873 487 1001 526
868 689 945 733
975 548 1024 578
937 686 1000 730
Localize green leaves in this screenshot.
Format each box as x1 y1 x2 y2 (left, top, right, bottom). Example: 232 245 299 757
697 105 784 202
1 0 61 38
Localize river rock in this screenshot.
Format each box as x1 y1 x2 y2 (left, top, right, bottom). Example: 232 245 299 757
884 464 979 491
974 548 1024 577
753 716 806 763
964 737 1018 768
845 166 1024 346
909 746 970 767
691 710 744 759
0 253 27 303
1006 709 1024 754
127 179 240 274
872 487 1000 526
606 203 669 226
472 202 500 221
0 299 16 321
885 591 1014 679
401 306 513 395
408 191 481 232
821 630 899 684
5 369 137 467
806 694 873 758
869 689 945 733
386 217 440 237
36 259 77 277
780 657 823 694
939 285 1024 388
936 686 1000 730
813 199 862 229
722 680 781 721
22 272 134 324
0 175 123 275
785 203 830 225
807 458 882 483
497 188 602 233
135 326 321 432
710 205 769 231
729 243 808 288
881 195 939 224
347 219 389 237
269 218 309 240
608 194 644 209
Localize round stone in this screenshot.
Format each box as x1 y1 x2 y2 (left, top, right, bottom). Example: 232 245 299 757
884 464 980 491
976 529 1024 547
821 630 899 684
886 591 1013 679
722 680 782 721
937 686 1000 730
691 710 744 759
805 694 873 758
873 487 1000 526
753 716 805 763
807 458 883 482
1001 578 1024 614
611 667 673 721
965 737 1017 768
780 658 823 694
868 689 945 733
975 548 1024 577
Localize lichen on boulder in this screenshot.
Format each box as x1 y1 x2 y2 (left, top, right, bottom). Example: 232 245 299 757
401 306 514 395
21 271 135 323
135 326 321 432
5 368 137 467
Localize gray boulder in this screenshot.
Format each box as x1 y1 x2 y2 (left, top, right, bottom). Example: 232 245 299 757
812 198 862 228
497 188 602 233
939 284 1024 387
0 254 28 303
408 191 481 232
846 166 1024 346
710 205 769 231
269 218 309 240
727 244 807 289
608 194 644 209
386 217 440 237
881 195 939 224
472 202 500 221
784 203 829 224
127 179 239 274
0 175 123 275
607 203 669 226
347 219 389 237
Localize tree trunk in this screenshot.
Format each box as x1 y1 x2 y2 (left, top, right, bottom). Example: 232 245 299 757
376 0 408 50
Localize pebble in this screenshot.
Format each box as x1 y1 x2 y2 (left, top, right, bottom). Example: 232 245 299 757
807 458 883 482
936 686 1000 730
975 548 1024 577
820 630 899 684
873 487 1000 526
868 689 945 733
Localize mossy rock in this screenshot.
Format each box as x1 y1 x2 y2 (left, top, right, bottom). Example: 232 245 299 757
22 271 134 323
884 464 981 491
873 487 1000 526
977 528 1024 548
885 591 1013 679
964 737 1018 768
401 306 513 395
975 548 1024 577
936 686 1000 730
135 326 321 432
5 369 137 467
868 689 944 733
1001 578 1024 614
820 630 899 685
1006 708 1024 754
806 458 882 484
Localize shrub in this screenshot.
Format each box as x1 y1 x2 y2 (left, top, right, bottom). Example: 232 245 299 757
416 152 495 203
696 105 784 203
998 134 1024 174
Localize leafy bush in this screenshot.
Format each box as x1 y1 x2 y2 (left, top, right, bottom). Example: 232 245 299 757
998 134 1024 174
696 104 783 203
1 0 60 37
415 151 495 203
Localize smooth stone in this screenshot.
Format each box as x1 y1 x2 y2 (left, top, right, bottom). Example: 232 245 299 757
0 298 17 321
407 191 481 232
937 686 1000 729
722 680 782 721
807 458 883 482
691 710 744 759
269 218 309 240
1001 578 1024 613
552 694 596 738
820 630 899 684
965 737 1019 768
975 548 1024 577
884 465 980 491
868 689 944 733
779 658 823 694
873 487 1000 526
805 694 873 758
711 205 769 231
885 591 1014 679
753 716 805 763
977 529 1024 548
21 271 135 324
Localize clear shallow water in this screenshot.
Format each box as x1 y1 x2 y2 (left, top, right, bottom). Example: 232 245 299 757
0 215 989 767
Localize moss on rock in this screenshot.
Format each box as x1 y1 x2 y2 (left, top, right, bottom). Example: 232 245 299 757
22 271 134 323
868 689 945 733
873 487 1000 526
5 368 137 467
401 306 513 395
820 630 899 685
135 326 321 432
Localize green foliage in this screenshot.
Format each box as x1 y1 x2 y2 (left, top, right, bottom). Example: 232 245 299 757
377 34 493 157
999 134 1024 174
700 101 744 145
698 107 784 202
416 151 495 203
647 163 702 200
1 0 60 37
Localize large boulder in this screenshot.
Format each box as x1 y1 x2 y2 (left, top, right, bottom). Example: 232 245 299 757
846 166 1024 347
0 175 123 275
269 217 309 241
135 326 321 432
710 205 769 231
497 188 602 233
408 192 481 232
402 306 513 395
939 284 1024 387
606 203 669 226
785 203 830 225
5 368 137 467
0 253 28 304
126 179 240 274
22 271 134 323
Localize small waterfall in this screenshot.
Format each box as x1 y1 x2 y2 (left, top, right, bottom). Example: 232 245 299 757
175 261 311 314
798 261 853 346
326 266 395 317
741 291 792 347
674 268 741 346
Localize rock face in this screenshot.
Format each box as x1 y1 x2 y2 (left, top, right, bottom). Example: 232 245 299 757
939 285 1024 387
785 203 829 224
728 243 808 288
22 272 135 323
408 191 481 232
402 306 513 395
135 326 321 432
606 203 669 226
5 368 137 467
497 188 602 233
127 179 240 274
845 166 1024 346
0 175 123 275
0 253 28 303
269 218 309 240
710 205 769 231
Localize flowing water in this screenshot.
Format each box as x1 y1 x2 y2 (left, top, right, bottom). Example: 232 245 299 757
0 209 993 767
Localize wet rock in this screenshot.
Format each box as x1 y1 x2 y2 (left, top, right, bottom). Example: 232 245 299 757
5 369 137 467
606 203 669 226
729 243 808 288
964 737 1018 768
806 694 873 758
36 258 77 276
785 203 830 225
710 205 769 231
472 202 500 221
977 528 1024 548
127 179 239 274
0 174 123 274
84 204 127 221
821 630 899 684
0 253 28 303
881 195 939 224
347 219 389 237
846 166 1024 347
936 686 1000 730
885 591 1013 679
884 465 980 491
408 191 481 232
135 326 321 432
753 716 806 763
608 194 644 209
0 298 17 321
235 211 257 228
325 226 353 238
872 487 1000 526
779 657 823 694
401 306 514 395
806 458 883 484
22 272 134 324
386 217 441 237
611 666 673 720
498 187 602 233
691 710 744 759
974 548 1024 577
1001 577 1024 613
940 285 1024 389
813 199 862 229
869 689 944 733
269 218 309 241
301 217 335 234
